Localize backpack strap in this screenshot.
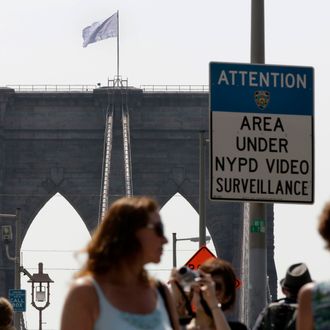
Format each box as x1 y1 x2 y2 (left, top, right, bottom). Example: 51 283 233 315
156 280 176 329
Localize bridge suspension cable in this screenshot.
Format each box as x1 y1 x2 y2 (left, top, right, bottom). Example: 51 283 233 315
99 105 114 223
122 103 133 197
99 77 133 222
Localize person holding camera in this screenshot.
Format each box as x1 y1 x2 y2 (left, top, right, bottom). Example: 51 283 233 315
170 258 246 330
188 269 231 330
61 196 180 330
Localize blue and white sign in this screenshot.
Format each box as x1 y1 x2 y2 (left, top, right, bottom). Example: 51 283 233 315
9 289 26 312
210 62 314 203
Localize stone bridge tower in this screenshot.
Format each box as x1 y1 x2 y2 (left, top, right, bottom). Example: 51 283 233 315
0 86 277 310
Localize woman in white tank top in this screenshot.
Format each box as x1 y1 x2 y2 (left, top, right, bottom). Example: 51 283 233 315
60 196 180 330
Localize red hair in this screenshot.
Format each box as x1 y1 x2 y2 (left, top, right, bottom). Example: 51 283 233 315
77 196 158 277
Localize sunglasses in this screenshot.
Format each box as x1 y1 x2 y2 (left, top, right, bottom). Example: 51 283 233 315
146 221 165 238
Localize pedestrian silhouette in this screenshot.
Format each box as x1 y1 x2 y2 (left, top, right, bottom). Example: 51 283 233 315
253 262 312 330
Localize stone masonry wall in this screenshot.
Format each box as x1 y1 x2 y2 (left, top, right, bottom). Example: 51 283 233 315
0 87 277 311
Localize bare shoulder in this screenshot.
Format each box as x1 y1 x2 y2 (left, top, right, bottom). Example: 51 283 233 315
66 277 97 301
70 276 96 290
60 277 99 330
298 282 315 301
296 282 315 330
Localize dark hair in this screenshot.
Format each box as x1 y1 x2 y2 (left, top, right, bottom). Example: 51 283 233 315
78 196 159 277
318 201 330 249
280 263 312 299
0 297 13 327
199 258 237 311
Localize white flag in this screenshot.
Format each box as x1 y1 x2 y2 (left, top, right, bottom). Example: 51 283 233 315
82 12 118 48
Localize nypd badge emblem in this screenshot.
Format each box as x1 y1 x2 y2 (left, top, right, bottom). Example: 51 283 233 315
254 91 270 110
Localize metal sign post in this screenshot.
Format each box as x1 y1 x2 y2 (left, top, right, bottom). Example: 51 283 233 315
199 131 207 247
249 2 267 326
172 233 211 267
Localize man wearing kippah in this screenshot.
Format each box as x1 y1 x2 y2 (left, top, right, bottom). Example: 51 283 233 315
252 262 312 330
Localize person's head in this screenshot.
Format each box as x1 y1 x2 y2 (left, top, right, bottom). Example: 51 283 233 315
0 297 14 327
79 196 167 276
318 201 330 249
280 262 312 299
199 258 237 311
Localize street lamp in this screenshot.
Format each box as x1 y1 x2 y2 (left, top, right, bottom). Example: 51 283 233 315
27 263 54 330
172 232 211 267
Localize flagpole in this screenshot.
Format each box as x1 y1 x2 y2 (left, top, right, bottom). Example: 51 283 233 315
117 10 119 82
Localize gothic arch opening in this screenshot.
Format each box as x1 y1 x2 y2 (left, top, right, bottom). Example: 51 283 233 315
147 192 216 282
20 193 91 330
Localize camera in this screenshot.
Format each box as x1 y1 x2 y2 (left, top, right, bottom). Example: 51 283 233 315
177 266 200 289
176 266 214 323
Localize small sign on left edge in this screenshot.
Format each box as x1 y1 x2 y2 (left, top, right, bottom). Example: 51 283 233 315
9 289 26 312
